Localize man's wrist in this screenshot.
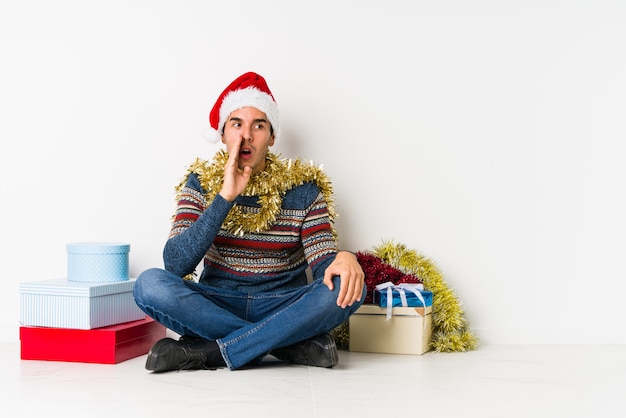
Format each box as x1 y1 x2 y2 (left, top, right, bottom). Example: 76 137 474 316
218 190 236 203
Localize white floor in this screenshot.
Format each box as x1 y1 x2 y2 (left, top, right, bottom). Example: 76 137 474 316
4 342 625 418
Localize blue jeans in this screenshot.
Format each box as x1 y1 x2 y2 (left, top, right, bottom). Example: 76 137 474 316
133 268 365 370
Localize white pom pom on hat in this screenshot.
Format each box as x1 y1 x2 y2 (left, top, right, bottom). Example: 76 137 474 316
204 72 280 143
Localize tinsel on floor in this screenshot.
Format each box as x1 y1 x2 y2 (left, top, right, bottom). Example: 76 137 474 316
332 240 479 353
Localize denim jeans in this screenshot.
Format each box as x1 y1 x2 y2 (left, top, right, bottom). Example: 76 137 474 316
133 268 365 370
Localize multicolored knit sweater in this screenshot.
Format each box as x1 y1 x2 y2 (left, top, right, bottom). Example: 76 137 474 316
163 153 339 292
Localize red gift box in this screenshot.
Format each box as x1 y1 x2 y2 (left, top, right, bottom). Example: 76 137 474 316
20 317 166 364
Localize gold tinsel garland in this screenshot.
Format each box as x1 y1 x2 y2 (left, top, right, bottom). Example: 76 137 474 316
374 240 478 352
177 151 336 237
332 240 479 353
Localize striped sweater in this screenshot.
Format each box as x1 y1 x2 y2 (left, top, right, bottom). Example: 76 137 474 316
163 172 338 292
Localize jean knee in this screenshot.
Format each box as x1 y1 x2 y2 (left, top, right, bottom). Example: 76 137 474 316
133 267 166 306
313 277 364 317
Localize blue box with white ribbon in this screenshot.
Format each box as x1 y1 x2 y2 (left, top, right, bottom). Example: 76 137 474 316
373 282 433 308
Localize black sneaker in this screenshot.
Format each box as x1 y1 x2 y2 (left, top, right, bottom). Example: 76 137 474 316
270 333 338 368
145 337 225 372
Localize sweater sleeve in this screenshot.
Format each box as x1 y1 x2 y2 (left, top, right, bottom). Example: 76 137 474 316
300 187 339 281
162 173 233 277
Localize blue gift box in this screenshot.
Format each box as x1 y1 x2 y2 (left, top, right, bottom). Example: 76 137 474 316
67 242 130 282
373 286 433 308
19 278 144 329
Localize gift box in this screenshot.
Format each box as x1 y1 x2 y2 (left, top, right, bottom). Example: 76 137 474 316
19 278 145 329
67 242 130 282
373 282 433 308
20 317 166 364
349 304 433 355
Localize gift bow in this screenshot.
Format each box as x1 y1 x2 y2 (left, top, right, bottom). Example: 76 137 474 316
375 281 426 320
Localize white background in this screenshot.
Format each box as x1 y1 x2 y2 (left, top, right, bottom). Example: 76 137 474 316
1 0 624 344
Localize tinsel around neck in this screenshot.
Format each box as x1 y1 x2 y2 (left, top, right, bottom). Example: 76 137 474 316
178 151 336 236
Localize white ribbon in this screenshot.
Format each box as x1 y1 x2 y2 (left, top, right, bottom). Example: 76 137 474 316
375 281 426 320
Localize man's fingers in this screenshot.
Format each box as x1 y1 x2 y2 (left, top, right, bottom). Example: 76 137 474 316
323 270 334 290
337 276 361 308
226 140 241 167
337 278 348 307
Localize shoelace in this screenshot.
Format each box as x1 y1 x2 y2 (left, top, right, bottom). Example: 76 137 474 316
177 347 210 372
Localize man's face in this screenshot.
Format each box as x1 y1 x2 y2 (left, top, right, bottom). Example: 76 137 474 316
221 107 275 175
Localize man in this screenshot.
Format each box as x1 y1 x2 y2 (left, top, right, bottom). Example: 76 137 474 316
133 72 365 372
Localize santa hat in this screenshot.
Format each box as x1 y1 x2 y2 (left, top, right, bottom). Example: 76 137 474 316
206 72 279 143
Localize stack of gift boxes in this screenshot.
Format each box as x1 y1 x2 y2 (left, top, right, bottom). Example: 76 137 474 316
19 242 165 364
349 282 434 355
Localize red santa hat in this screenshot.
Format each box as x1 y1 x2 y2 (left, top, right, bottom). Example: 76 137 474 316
206 72 279 143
